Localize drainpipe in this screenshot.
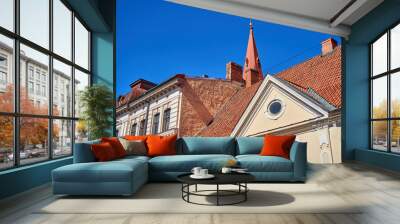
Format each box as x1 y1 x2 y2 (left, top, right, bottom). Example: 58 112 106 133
144 100 151 135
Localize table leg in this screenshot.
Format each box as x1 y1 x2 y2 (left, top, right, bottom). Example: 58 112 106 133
187 184 190 202
245 183 247 201
217 184 219 206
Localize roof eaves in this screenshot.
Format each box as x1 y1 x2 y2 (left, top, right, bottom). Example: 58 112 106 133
117 74 185 109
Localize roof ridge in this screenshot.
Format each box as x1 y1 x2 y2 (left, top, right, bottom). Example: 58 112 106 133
195 81 262 136
276 45 341 77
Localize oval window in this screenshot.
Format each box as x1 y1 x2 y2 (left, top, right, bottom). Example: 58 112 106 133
269 101 282 115
266 99 285 119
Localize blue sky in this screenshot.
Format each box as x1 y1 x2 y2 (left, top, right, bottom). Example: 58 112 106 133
117 0 340 97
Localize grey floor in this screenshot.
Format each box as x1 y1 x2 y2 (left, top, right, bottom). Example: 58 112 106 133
1 162 400 224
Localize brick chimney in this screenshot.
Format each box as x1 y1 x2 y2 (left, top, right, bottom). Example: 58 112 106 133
321 38 337 56
245 68 259 87
226 62 243 83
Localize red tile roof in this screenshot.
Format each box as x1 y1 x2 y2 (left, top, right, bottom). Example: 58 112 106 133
196 81 262 137
276 46 342 108
197 46 341 137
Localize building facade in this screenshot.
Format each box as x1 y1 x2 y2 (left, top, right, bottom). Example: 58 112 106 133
116 22 263 137
0 41 76 157
117 23 342 164
116 74 245 137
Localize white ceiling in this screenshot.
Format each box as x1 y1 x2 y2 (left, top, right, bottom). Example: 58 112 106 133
228 0 352 22
168 0 384 37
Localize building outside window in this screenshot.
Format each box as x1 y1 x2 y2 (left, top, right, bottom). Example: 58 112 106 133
139 119 146 135
36 83 40 95
0 55 7 89
130 123 137 135
371 23 400 153
152 113 160 134
28 81 34 94
0 55 6 67
162 108 171 132
0 0 92 170
0 71 6 85
41 85 46 97
35 70 40 81
28 67 34 79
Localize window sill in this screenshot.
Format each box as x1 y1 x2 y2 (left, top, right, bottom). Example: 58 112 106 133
0 156 72 176
355 148 400 172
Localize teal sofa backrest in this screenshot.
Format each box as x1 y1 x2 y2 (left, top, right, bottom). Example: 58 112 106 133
73 139 100 163
177 137 236 155
235 137 264 155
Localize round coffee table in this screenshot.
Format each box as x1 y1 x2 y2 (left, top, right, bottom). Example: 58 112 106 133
177 173 255 206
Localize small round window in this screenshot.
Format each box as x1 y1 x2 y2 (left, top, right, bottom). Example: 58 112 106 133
266 99 285 119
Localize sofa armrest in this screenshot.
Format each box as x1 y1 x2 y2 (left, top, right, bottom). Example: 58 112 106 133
289 141 307 181
73 140 100 163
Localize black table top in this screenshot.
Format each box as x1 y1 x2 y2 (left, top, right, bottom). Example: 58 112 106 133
177 172 255 185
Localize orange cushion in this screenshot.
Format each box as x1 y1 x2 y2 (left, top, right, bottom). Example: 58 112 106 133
101 137 127 158
146 134 177 157
124 135 148 141
260 135 296 159
91 142 117 162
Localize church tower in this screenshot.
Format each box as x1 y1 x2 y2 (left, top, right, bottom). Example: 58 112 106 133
243 20 263 87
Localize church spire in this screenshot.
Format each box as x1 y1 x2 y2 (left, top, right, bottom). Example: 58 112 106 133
243 19 263 87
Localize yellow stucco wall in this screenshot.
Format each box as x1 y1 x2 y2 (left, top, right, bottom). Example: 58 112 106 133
296 127 342 164
239 83 341 164
243 86 319 136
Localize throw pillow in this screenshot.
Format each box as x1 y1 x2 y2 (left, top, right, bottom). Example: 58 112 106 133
124 135 148 141
91 142 117 161
119 138 147 156
146 134 177 157
260 135 296 159
101 137 127 158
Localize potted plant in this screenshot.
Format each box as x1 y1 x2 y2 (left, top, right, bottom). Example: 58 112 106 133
79 84 114 140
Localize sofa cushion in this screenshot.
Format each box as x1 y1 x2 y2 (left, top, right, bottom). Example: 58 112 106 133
236 137 264 155
53 158 147 183
101 137 127 158
124 135 148 141
116 155 150 163
91 142 118 161
177 137 235 155
149 154 235 172
260 135 296 159
119 138 147 156
147 135 177 157
236 155 293 172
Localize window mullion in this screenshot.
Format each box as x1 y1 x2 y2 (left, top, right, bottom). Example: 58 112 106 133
71 10 76 154
388 30 391 152
370 44 373 149
13 0 20 167
48 0 54 160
